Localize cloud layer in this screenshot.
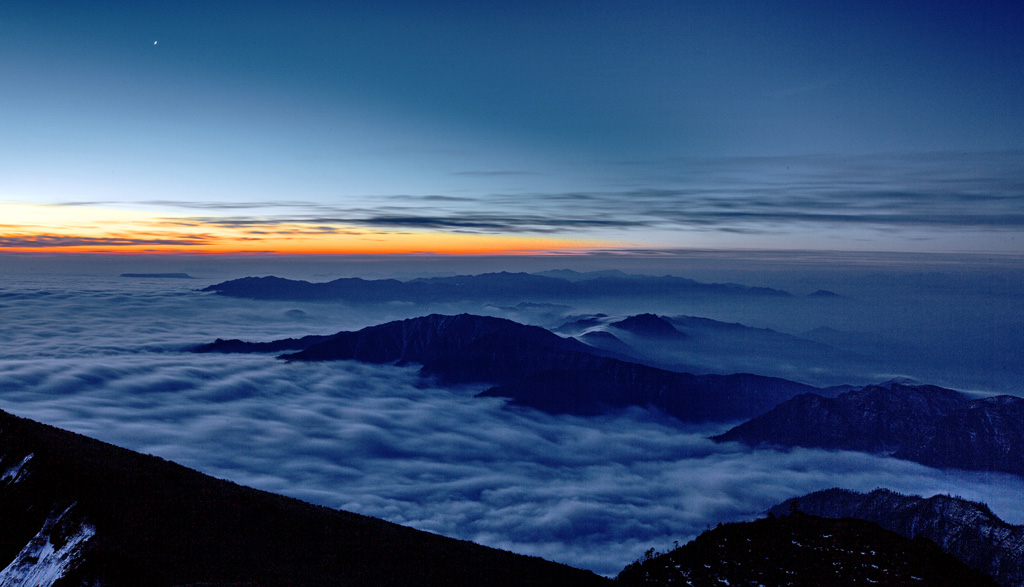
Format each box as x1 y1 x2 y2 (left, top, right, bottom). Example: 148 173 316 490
3 353 1023 576
1 270 1023 575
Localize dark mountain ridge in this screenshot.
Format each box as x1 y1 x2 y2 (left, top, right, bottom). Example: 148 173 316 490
554 312 864 388
121 272 193 279
608 314 685 339
0 409 609 586
199 271 792 303
616 510 998 586
770 488 1024 587
281 313 599 385
713 382 1024 476
196 314 820 422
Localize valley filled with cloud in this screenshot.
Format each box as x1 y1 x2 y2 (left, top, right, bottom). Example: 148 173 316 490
2 262 1022 576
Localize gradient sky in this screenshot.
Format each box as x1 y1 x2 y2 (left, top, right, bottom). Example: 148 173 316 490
2 1 1022 254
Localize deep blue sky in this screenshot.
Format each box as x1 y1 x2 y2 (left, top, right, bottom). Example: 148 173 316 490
2 1 1022 252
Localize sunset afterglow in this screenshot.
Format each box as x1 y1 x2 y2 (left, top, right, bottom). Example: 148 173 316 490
0 203 601 254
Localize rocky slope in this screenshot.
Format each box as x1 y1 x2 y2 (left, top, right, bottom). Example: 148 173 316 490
712 382 1024 476
770 489 1024 587
899 394 1024 474
0 409 609 587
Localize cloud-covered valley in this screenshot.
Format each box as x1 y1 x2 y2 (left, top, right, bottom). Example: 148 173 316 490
5 353 1024 575
2 271 1023 576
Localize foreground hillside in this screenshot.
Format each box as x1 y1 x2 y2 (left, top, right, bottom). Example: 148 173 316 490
0 409 609 587
616 511 998 586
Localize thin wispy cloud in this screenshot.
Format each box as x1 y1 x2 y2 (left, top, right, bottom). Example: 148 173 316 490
451 171 536 177
0 234 212 248
5 151 1020 252
169 153 1024 236
143 183 1024 235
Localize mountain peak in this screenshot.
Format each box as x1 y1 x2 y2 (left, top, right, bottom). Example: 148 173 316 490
609 314 683 338
875 376 922 388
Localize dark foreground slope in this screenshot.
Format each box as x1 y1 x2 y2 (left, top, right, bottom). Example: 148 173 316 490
0 410 609 587
197 314 819 422
713 382 1024 476
617 511 998 586
770 489 1024 587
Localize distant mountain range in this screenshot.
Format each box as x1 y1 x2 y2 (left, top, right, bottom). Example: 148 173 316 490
0 409 608 587
607 313 687 340
196 313 822 422
770 489 1024 587
120 273 194 279
713 382 1024 477
616 509 997 586
554 311 846 383
199 270 792 303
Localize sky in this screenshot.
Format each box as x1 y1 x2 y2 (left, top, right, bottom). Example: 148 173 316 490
1 1 1022 254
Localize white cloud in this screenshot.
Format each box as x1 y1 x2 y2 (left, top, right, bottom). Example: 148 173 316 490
1 271 1023 576
2 353 1023 576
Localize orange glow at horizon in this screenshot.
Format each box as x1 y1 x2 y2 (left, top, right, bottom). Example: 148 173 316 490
0 203 608 255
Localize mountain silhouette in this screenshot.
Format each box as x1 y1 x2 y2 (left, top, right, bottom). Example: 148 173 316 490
198 314 820 423
609 314 685 339
713 382 1024 476
200 271 792 303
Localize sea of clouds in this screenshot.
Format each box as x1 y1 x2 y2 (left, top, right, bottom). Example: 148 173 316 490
1 270 1023 576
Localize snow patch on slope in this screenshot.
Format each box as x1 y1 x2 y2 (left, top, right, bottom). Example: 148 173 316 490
0 454 33 485
0 504 96 587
